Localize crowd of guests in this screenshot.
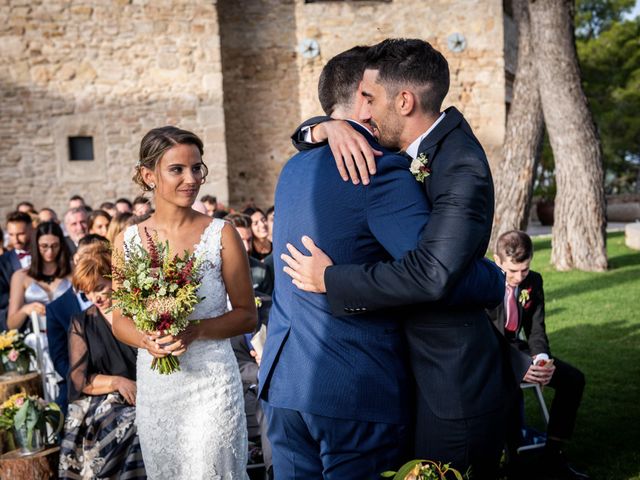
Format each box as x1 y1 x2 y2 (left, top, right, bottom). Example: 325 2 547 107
0 193 275 478
0 192 588 479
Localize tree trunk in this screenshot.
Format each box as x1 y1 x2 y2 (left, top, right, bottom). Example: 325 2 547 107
529 0 607 271
491 0 544 252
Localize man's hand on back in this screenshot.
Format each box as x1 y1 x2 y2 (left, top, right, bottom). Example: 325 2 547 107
315 120 382 185
281 236 333 293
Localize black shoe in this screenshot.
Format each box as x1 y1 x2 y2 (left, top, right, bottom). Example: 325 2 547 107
542 451 590 480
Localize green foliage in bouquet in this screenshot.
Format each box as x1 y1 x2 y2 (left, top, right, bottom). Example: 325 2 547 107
381 459 468 480
111 228 207 374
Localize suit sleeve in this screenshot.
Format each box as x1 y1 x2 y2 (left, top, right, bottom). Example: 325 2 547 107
46 304 69 379
526 274 551 356
0 260 10 331
291 116 331 151
325 145 497 315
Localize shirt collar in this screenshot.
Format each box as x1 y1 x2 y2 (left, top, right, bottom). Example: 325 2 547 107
405 112 446 159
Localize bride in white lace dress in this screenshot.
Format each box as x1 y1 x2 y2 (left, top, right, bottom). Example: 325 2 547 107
113 126 257 479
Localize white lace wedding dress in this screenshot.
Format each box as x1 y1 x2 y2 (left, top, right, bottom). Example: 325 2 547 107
124 220 248 479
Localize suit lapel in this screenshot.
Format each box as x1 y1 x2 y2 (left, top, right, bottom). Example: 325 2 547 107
416 106 464 158
9 251 21 272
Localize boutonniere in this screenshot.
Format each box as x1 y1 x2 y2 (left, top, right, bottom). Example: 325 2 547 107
410 153 431 182
519 287 532 309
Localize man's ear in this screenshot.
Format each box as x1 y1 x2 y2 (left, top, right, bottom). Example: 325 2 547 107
397 90 417 117
493 254 502 267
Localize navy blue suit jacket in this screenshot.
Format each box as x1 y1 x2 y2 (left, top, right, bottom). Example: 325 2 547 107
46 287 82 413
0 250 22 331
259 122 503 424
259 122 429 424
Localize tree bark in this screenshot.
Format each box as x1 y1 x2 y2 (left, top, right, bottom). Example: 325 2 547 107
529 0 607 271
491 0 544 252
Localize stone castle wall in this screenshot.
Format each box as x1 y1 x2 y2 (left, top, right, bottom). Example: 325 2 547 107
0 0 510 219
0 0 227 219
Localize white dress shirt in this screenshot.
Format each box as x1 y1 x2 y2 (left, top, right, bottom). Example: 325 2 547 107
405 112 446 159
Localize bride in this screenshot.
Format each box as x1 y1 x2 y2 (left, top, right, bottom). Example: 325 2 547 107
113 126 256 479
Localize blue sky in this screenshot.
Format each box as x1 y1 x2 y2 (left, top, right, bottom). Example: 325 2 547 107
627 0 640 19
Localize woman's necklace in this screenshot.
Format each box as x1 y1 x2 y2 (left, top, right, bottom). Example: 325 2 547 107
40 273 55 284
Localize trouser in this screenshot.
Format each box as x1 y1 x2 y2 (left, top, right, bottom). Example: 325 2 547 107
263 403 409 480
546 357 586 440
414 398 507 480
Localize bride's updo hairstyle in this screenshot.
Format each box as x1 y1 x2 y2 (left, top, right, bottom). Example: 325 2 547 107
134 126 208 192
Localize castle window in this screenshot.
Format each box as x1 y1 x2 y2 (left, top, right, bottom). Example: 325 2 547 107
68 136 94 161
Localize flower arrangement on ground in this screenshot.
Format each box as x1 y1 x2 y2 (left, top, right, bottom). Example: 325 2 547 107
111 228 207 374
0 330 34 374
382 459 467 480
0 392 63 452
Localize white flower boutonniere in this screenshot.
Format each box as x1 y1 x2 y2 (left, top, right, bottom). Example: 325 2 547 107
409 153 431 183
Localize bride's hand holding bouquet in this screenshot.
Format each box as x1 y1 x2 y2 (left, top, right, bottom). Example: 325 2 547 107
111 227 207 374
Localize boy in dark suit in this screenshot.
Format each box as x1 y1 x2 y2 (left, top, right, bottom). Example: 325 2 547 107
489 230 588 480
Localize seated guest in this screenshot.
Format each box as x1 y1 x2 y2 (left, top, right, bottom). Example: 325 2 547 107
7 221 71 331
99 201 117 219
88 209 112 238
242 207 272 262
132 196 152 218
38 208 59 224
59 249 144 479
115 197 133 214
46 235 109 414
63 207 89 255
226 213 274 295
201 194 217 217
488 230 588 480
0 225 4 256
0 212 33 330
16 201 36 215
68 195 86 210
106 212 134 244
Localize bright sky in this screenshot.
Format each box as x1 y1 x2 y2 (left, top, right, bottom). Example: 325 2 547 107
628 0 640 18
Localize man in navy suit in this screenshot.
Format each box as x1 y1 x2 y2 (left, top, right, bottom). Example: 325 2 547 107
0 211 33 330
281 39 514 478
259 46 505 479
46 234 105 413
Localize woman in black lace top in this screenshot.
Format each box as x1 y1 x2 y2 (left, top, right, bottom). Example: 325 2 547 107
59 247 146 479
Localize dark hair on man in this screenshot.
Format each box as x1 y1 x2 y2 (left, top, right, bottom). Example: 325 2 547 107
365 38 450 115
99 201 115 211
28 221 71 281
318 46 370 115
6 211 33 226
225 213 252 230
78 233 110 248
133 196 151 206
266 205 274 216
496 230 534 263
115 198 132 208
201 195 217 204
69 194 85 203
213 210 228 219
16 201 35 211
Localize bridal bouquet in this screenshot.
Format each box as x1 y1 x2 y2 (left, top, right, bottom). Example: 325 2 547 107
381 460 466 480
112 228 206 375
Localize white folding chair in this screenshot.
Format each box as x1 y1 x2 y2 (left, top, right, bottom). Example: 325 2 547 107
517 382 550 453
29 311 60 402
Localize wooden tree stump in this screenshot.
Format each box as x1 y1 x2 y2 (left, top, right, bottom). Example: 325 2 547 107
0 372 42 403
0 446 59 480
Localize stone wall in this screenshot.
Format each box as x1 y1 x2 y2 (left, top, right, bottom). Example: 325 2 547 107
0 0 226 219
293 0 508 170
218 0 299 209
0 0 511 219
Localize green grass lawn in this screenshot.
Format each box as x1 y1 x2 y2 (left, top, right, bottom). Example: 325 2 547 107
524 232 640 479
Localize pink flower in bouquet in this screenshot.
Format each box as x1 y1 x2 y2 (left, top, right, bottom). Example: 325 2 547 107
15 396 24 407
7 349 19 362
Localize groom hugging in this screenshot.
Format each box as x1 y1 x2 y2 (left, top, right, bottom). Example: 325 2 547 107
259 40 512 479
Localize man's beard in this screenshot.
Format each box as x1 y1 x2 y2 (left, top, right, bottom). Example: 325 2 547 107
373 110 403 151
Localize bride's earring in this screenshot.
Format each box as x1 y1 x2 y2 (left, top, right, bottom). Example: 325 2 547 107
149 183 155 190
